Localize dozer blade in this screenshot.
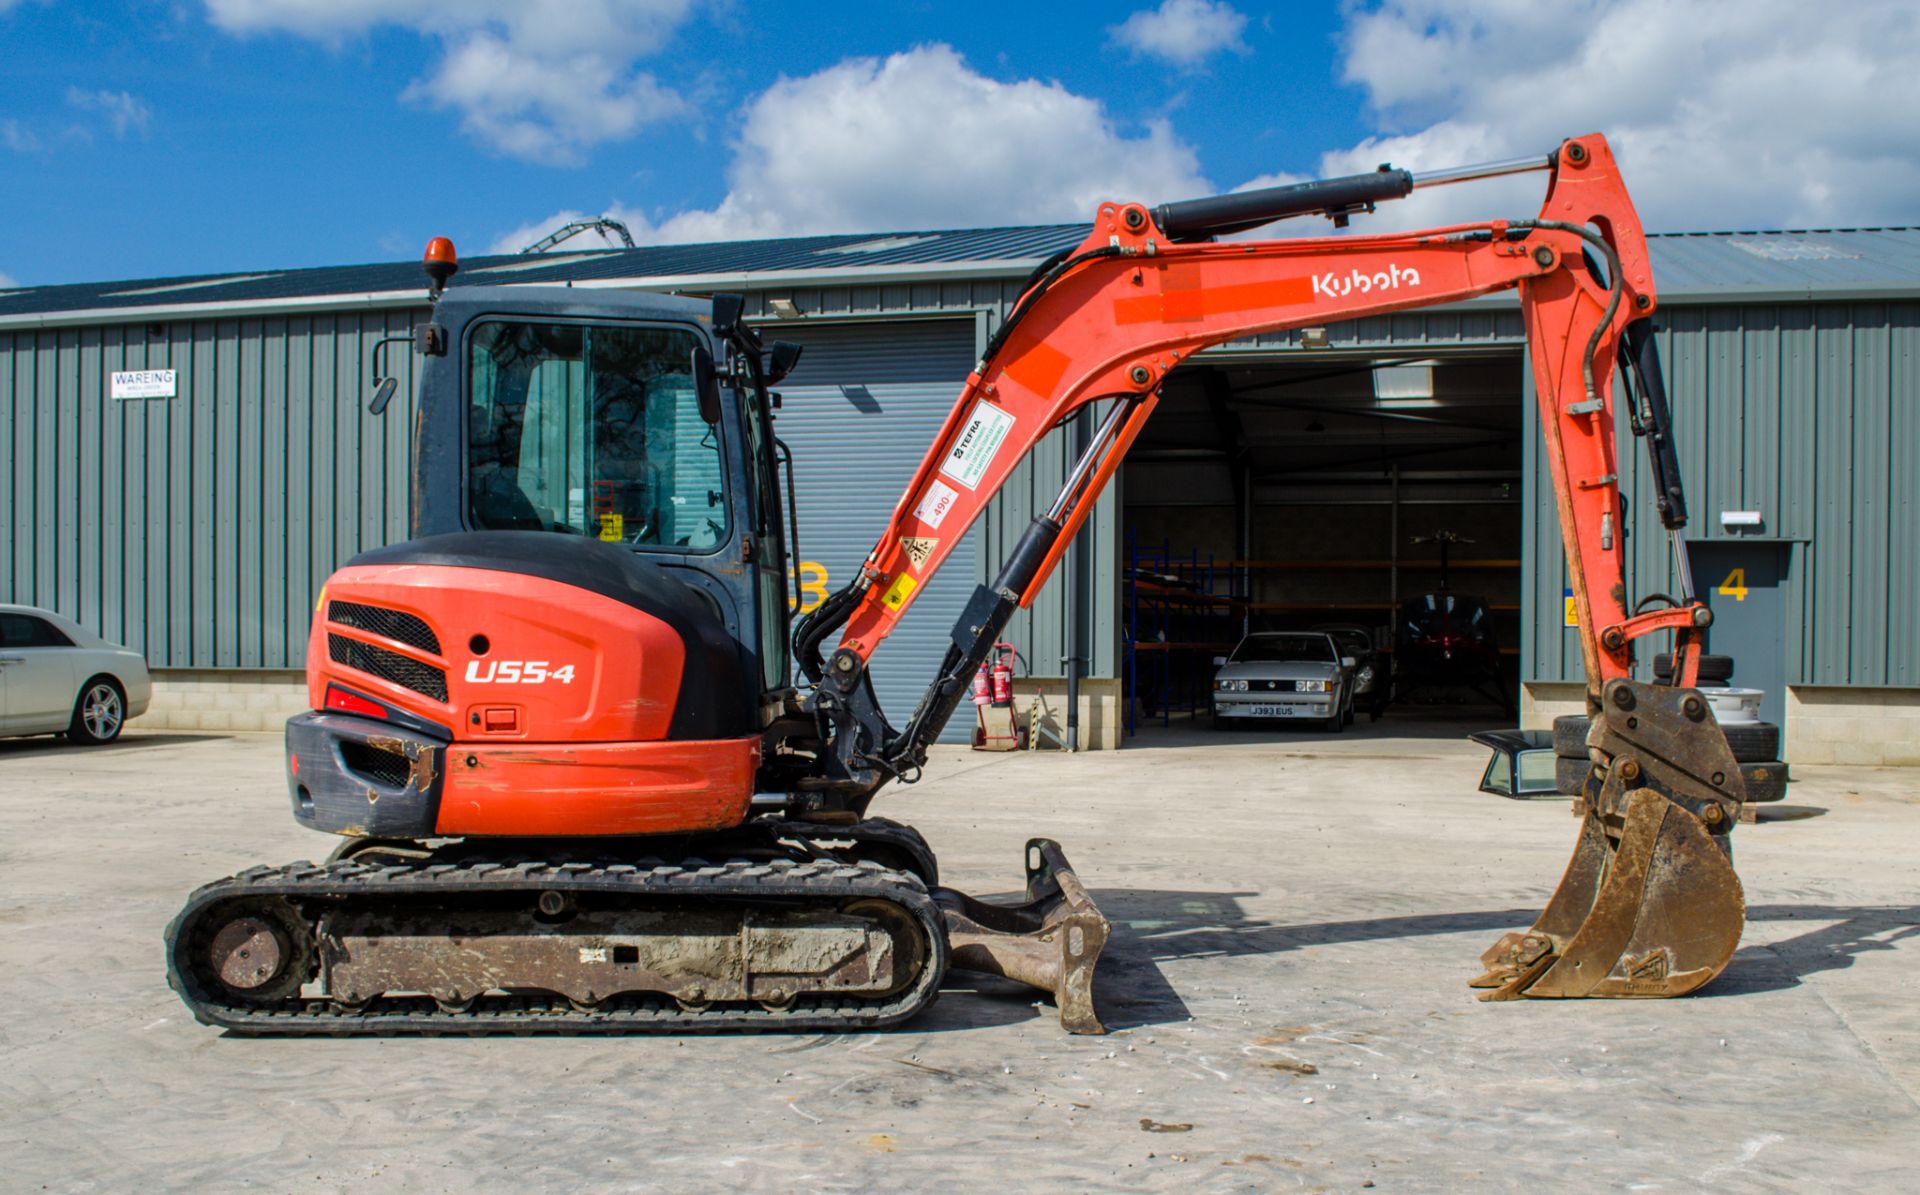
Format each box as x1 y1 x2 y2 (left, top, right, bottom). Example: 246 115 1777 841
933 838 1111 1034
1471 678 1747 1000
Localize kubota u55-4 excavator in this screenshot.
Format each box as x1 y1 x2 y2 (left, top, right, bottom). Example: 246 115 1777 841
166 133 1747 1035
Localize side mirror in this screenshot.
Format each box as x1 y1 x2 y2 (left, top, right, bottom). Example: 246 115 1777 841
711 293 745 340
1212 656 1227 667
369 376 399 415
1342 656 1356 668
692 346 721 425
765 340 803 385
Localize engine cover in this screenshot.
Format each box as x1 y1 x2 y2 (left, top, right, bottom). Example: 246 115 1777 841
311 531 749 743
293 531 759 837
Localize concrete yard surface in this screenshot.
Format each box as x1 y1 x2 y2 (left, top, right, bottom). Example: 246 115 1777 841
1 722 1915 1192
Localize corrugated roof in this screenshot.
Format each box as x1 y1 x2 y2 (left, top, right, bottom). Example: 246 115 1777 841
3 223 1916 325
0 225 1089 324
1643 227 1920 295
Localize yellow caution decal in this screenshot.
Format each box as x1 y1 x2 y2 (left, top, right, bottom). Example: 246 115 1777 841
314 585 326 613
881 573 918 611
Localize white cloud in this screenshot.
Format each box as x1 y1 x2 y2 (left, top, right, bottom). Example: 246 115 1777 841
1 118 38 152
0 270 18 289
401 33 685 163
65 88 153 137
202 0 697 164
595 45 1209 245
1316 0 1920 232
1110 0 1249 68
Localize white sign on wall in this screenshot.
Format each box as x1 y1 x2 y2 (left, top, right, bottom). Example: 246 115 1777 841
110 369 178 400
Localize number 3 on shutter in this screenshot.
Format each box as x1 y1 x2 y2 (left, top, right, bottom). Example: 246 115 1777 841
1717 567 1748 601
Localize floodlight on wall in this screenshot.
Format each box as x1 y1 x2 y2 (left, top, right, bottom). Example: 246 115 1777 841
1720 510 1764 528
767 298 803 319
1300 327 1330 349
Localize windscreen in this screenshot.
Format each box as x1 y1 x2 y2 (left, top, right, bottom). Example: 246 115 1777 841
467 321 726 551
1231 635 1337 664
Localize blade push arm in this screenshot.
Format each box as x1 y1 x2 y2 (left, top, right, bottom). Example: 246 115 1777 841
801 134 1697 791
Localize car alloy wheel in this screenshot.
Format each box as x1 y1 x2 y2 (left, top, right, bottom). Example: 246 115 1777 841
71 681 125 745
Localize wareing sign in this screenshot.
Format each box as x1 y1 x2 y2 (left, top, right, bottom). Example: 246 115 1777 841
110 369 178 400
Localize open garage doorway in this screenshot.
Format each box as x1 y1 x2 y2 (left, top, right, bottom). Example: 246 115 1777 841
1120 349 1526 738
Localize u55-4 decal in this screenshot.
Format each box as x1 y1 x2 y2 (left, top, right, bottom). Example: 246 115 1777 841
465 660 577 684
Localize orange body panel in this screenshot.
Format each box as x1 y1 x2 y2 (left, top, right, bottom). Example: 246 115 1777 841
311 564 688 742
306 561 756 836
434 737 759 836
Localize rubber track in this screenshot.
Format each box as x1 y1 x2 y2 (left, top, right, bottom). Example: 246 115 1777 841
166 855 948 1036
755 816 938 885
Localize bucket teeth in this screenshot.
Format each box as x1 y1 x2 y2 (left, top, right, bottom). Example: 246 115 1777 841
1473 679 1748 1001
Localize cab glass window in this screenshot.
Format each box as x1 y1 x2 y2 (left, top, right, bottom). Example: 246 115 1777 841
467 321 727 551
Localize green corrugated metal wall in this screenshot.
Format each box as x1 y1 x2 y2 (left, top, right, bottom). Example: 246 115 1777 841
1522 301 1920 688
6 284 1913 695
1 309 425 668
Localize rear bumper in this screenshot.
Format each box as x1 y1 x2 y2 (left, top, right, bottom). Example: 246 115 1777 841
288 712 446 838
122 662 153 718
287 712 761 839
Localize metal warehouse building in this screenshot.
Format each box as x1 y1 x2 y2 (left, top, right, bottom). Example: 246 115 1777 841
2 224 1916 763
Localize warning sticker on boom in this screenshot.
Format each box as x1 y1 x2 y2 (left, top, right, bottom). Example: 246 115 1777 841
938 400 1016 490
899 536 938 571
914 479 961 529
882 573 918 611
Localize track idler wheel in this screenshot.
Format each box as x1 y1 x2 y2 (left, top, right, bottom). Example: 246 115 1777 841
197 898 316 1004
1471 679 1747 1000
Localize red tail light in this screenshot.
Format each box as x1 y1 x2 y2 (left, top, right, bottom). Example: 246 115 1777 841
325 684 388 720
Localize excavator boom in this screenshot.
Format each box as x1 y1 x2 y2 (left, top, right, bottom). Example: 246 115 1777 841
799 133 1744 1001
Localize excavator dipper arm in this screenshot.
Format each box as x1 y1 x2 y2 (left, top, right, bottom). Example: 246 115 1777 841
798 133 1746 1002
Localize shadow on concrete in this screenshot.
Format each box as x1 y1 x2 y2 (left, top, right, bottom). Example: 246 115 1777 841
1077 890 1920 1022
1710 903 1920 996
0 732 233 759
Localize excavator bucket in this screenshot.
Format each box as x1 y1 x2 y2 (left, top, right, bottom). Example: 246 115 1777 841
1471 678 1746 999
933 839 1111 1033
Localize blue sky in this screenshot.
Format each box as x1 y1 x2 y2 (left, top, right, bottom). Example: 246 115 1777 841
3 1 1917 288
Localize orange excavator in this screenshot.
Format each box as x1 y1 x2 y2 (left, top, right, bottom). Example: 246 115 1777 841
166 133 1745 1034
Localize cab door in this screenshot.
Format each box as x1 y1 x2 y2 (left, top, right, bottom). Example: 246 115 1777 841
0 613 78 733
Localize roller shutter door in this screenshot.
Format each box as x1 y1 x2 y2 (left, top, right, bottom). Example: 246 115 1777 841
775 320 978 743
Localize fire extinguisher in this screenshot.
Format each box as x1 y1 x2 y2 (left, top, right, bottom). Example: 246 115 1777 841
990 643 1015 707
971 662 993 706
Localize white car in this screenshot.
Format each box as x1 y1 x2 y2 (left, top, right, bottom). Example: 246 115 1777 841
0 604 151 745
1212 631 1357 733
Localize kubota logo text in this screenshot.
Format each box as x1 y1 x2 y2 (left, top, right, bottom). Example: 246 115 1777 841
465 660 576 684
1313 263 1421 298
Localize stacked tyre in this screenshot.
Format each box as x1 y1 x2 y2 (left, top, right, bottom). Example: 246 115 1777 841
1550 655 1789 806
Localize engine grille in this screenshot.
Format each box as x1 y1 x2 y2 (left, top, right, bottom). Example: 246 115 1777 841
327 600 442 655
338 740 414 788
328 634 450 703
